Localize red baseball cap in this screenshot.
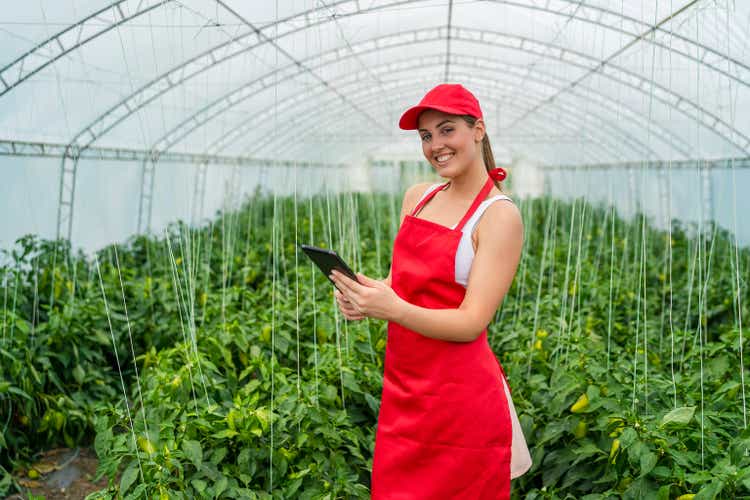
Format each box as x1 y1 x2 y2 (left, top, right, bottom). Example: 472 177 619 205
398 83 483 130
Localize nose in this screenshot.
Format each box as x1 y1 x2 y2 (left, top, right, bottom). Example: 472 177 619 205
430 136 445 153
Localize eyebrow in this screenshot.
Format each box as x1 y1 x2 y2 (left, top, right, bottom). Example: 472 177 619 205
418 119 455 132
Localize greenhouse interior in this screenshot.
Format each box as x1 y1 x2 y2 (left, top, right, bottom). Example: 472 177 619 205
1 0 749 498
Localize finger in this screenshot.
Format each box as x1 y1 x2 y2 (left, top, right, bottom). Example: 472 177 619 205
334 288 349 302
339 296 359 312
338 299 358 314
330 272 346 291
341 304 361 314
336 291 354 307
332 270 364 294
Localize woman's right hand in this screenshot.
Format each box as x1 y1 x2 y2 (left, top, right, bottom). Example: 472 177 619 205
334 286 365 321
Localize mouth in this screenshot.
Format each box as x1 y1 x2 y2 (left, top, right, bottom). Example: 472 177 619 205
434 153 454 166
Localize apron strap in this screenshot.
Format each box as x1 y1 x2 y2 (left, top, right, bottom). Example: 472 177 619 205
410 175 495 228
454 176 495 232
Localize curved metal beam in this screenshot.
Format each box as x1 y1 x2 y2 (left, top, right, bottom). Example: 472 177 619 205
212 78 610 166
10 0 746 105
482 0 750 90
241 67 660 164
52 1 750 238
0 0 170 97
240 65 680 162
247 77 650 166
218 74 633 165
60 3 750 155
147 34 690 163
217 74 620 163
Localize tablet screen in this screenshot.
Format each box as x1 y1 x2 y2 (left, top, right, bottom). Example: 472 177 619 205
299 244 360 285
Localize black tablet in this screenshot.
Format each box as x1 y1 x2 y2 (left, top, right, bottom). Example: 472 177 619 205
300 244 360 287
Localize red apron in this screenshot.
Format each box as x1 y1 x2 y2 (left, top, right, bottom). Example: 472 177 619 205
371 175 513 499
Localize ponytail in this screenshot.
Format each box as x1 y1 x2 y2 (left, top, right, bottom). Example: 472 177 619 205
460 115 503 192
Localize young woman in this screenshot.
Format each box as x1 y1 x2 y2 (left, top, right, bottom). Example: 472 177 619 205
329 83 531 499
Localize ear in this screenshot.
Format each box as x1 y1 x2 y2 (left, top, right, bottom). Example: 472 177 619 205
474 118 486 142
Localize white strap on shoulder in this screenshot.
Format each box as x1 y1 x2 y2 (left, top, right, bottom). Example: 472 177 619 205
416 183 444 205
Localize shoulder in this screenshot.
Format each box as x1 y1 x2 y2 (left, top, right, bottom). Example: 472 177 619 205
405 181 437 200
475 197 523 242
402 182 438 213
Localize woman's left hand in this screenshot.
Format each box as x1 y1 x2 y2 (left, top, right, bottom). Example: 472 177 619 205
329 270 403 321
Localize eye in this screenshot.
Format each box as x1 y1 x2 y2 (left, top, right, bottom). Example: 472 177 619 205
441 127 453 134
421 133 431 142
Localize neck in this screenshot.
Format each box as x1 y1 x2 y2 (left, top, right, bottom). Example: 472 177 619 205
445 161 489 199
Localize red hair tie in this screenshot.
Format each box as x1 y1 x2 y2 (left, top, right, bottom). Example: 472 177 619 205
488 167 507 182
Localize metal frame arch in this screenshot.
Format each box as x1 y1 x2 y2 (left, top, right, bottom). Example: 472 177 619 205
157 30 700 165
0 0 171 97
61 18 746 238
214 56 679 164
207 75 614 165
60 0 396 154
265 0 750 89
56 1 750 155
234 60 678 162
144 33 691 163
206 74 612 164
240 66 660 164
233 75 637 165
454 26 750 155
248 76 654 165
199 60 638 164
132 24 750 158
480 0 750 90
47 1 750 238
455 53 692 157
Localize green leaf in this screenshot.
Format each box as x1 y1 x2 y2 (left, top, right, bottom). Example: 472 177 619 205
119 461 139 495
285 477 304 497
254 408 270 430
214 475 228 497
619 427 638 448
364 393 380 414
656 485 671 500
192 479 207 493
8 387 33 401
640 450 658 477
571 441 603 464
211 447 228 465
94 427 113 457
694 479 724 500
661 406 696 426
212 429 238 439
623 477 658 500
182 439 203 470
125 483 148 500
72 364 85 384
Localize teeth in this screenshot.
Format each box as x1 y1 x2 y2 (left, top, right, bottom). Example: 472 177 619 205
436 154 453 162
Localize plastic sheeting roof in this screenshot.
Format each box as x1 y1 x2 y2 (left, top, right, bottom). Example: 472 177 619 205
1 0 750 166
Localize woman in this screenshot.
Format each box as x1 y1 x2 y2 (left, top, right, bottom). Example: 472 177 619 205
329 83 531 499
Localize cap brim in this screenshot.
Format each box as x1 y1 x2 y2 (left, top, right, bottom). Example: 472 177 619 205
398 104 468 130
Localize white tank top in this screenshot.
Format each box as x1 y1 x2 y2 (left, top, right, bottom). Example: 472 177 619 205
415 183 514 287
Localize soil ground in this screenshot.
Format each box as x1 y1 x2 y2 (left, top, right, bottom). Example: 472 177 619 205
7 447 109 499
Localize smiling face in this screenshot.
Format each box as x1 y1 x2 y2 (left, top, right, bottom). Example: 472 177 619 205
417 109 485 177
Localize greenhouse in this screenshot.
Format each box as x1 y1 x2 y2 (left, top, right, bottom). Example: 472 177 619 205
1 0 749 498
